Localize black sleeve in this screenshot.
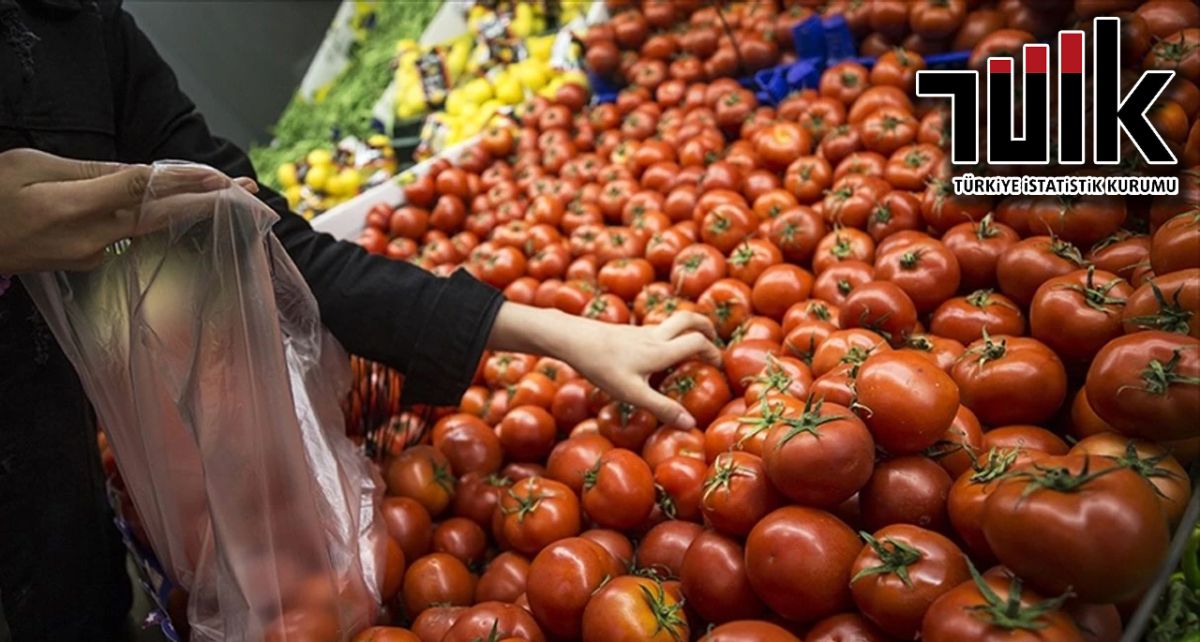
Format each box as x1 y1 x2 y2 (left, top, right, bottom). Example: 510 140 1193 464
104 7 502 405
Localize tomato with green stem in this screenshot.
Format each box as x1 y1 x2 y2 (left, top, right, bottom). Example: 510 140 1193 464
637 520 703 581
680 530 767 624
819 124 864 166
671 244 727 300
997 235 1090 307
883 143 941 191
981 426 1068 459
783 319 837 367
596 401 658 452
1028 195 1128 250
920 562 1081 642
850 524 970 639
761 397 875 508
899 333 965 374
1030 267 1132 361
441 602 546 642
454 473 512 529
856 351 960 455
819 61 872 106
1151 211 1200 274
700 451 783 536
1069 433 1193 528
866 190 923 243
834 150 888 181
582 448 656 531
1084 331 1200 441
727 239 783 288
812 260 875 306
951 334 1067 426
981 455 1169 603
784 156 834 205
745 506 861 623
581 576 689 642
838 281 918 345
742 354 813 404
860 106 919 155
698 278 754 340
546 434 612 495
822 175 891 229
947 448 1020 564
874 233 961 314
494 476 581 557
930 289 1025 346
654 455 707 522
1144 28 1200 84
810 328 891 378
402 553 477 617
812 228 876 275
941 214 1020 291
921 175 992 234
1123 268 1200 339
386 445 456 517
923 404 983 480
767 206 827 265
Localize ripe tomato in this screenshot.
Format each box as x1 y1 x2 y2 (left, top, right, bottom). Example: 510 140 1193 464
1070 433 1192 527
660 361 732 429
874 233 961 314
698 278 755 339
751 264 814 319
921 566 1083 642
742 355 812 404
432 414 503 477
941 214 1020 291
1030 267 1133 361
819 124 864 166
820 61 871 106
760 397 875 508
925 404 984 480
952 335 1067 426
381 497 433 563
870 48 926 93
546 434 613 494
728 240 783 288
810 328 891 377
352 627 420 642
946 447 1020 563
860 106 919 155
981 425 1068 459
812 260 875 306
680 529 767 623
453 472 511 528
655 455 707 522
386 445 455 517
704 620 799 642
784 157 834 205
856 351 960 454
921 176 991 234
1145 28 1200 84
1151 211 1200 274
745 506 861 623
982 455 1169 603
431 517 487 568
497 405 558 462
581 576 689 642
636 520 703 581
822 175 890 228
866 190 923 242
768 206 827 264
996 236 1089 306
671 244 728 299
1088 233 1151 282
850 524 970 639
806 613 890 641
930 290 1026 346
527 538 624 640
755 122 814 171
813 228 876 275
1084 331 1200 441
582 448 656 530
494 476 581 556
441 602 545 642
700 451 782 536
402 553 477 616
1123 268 1200 338
838 281 918 345
859 455 952 532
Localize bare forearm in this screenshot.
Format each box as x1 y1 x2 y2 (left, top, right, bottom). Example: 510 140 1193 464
486 302 591 362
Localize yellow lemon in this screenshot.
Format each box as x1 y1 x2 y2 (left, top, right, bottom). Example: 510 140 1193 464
494 75 524 105
284 185 302 209
462 77 493 105
336 168 362 195
515 63 548 91
367 133 390 148
444 89 466 116
323 173 345 197
304 164 330 191
276 162 298 188
306 148 333 167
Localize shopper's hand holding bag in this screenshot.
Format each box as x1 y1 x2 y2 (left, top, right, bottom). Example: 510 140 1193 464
21 161 385 641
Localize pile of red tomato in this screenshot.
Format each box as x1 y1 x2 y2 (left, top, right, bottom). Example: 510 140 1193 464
343 2 1200 642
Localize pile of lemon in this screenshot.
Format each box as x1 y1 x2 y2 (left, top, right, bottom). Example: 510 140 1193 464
276 134 397 218
395 1 590 151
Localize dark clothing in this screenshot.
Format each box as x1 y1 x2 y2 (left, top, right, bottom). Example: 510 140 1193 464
0 0 503 639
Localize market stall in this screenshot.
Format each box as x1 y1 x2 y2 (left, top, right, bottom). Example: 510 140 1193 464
104 0 1200 640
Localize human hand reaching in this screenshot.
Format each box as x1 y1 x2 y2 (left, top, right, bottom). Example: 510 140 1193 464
0 148 257 273
488 303 722 429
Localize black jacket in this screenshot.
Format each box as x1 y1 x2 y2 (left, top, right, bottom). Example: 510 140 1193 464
0 0 501 639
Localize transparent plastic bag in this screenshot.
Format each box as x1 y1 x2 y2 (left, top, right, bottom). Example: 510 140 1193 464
23 163 385 641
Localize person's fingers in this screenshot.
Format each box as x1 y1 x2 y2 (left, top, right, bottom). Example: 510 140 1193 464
656 311 717 342
234 177 259 193
664 332 723 369
620 379 696 429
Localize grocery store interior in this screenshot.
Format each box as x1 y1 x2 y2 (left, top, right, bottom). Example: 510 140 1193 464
1 1 1198 642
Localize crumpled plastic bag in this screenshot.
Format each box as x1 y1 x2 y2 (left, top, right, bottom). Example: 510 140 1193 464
23 162 386 641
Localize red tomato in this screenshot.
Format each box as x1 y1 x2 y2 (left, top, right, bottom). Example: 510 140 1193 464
981 425 1069 458
930 290 1026 346
527 538 624 641
546 434 614 495
813 228 876 275
768 206 827 265
453 472 510 528
874 233 961 314
850 524 970 639
497 405 558 462
751 264 814 319
1084 331 1200 441
856 351 959 454
402 553 477 617
700 451 782 536
432 413 503 476
997 236 1089 307
762 398 875 508
1070 433 1193 528
494 477 581 556
1151 211 1200 274
745 506 861 623
946 448 1022 563
581 576 689 642
921 566 1083 642
705 620 799 642
982 455 1169 603
1030 268 1133 361
812 260 876 306
660 361 732 429
636 520 704 581
941 214 1020 291
432 517 487 568
859 455 952 532
1122 268 1200 339
698 278 755 340
680 529 767 623
381 497 433 563
441 602 545 642
951 335 1068 427
671 244 728 299
582 448 656 530
838 281 918 345
867 190 923 242
386 445 455 517
655 455 707 522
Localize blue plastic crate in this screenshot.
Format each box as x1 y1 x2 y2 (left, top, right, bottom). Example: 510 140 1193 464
790 15 826 60
752 57 823 105
822 14 858 64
